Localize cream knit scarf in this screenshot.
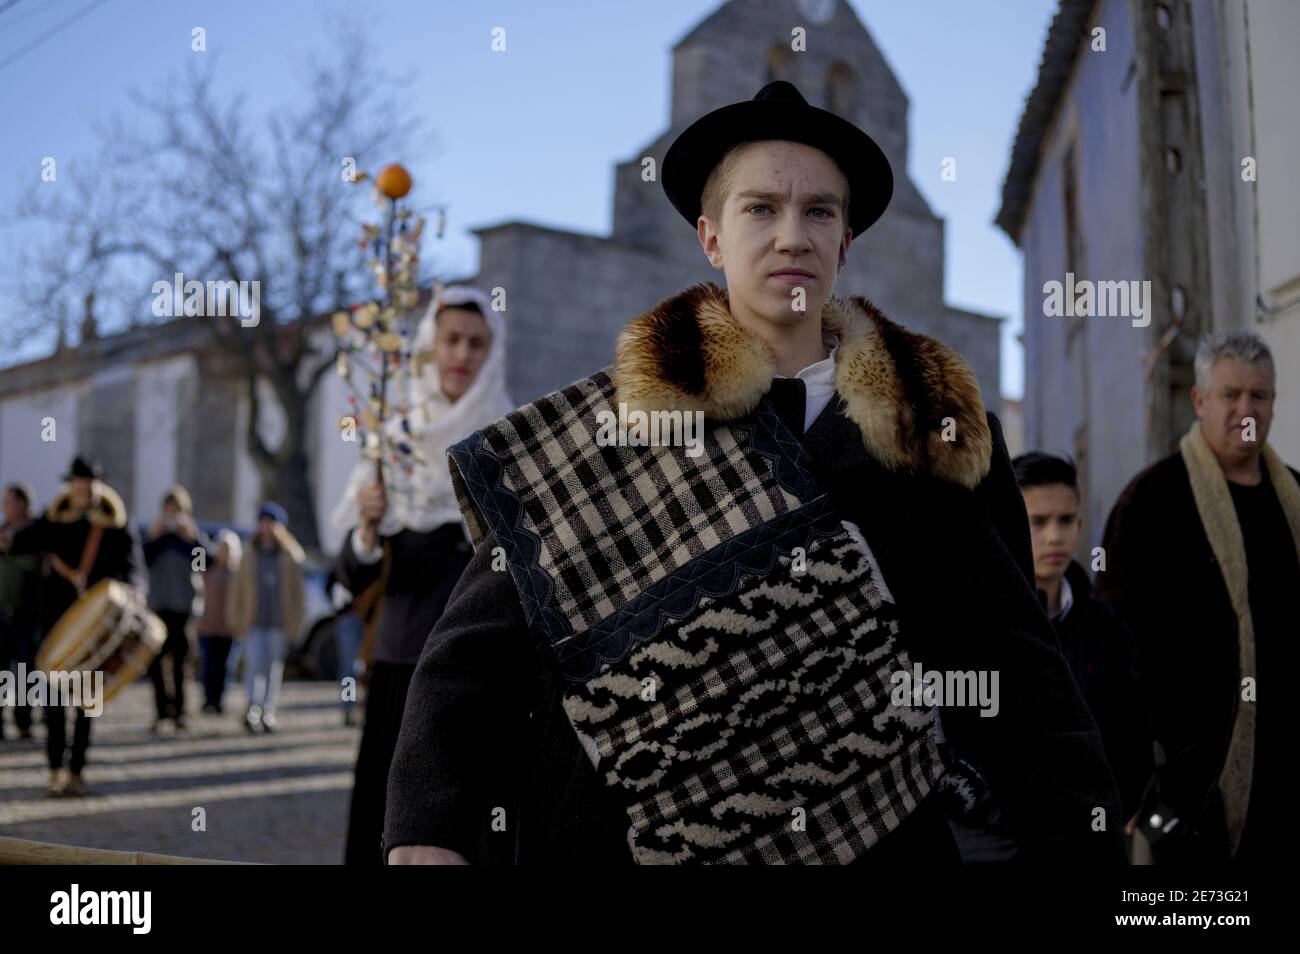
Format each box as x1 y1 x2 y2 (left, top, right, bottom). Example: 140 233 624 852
1178 421 1300 853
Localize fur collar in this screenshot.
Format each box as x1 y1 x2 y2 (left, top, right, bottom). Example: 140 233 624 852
47 480 128 529
613 282 992 489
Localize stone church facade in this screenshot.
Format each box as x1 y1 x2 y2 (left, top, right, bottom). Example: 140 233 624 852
465 0 1002 411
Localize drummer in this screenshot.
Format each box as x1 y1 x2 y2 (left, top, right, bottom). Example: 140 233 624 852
10 455 143 797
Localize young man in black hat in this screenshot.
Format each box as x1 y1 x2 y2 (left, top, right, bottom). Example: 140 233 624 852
11 455 142 796
384 82 1122 865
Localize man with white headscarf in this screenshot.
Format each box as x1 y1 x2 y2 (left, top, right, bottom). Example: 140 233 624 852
331 284 513 865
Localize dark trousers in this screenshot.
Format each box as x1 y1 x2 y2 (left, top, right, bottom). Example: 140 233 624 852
46 705 92 775
0 610 36 737
198 634 234 709
149 610 190 719
344 660 416 865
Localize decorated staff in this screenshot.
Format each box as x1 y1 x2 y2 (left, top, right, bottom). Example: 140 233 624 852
331 162 437 499
328 164 513 865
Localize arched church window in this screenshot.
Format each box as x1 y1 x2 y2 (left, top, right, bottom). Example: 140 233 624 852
765 45 793 83
826 61 857 118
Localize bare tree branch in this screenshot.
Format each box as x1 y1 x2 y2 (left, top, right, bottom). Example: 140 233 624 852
6 23 421 551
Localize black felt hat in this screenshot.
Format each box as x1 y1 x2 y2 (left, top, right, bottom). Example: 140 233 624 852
661 80 893 238
63 455 103 481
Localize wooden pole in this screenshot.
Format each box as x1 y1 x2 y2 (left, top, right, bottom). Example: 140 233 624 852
0 835 251 865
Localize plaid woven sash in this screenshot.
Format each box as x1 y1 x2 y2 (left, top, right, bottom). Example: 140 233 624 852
449 370 942 863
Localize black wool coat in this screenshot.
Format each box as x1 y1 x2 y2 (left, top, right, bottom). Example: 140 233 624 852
383 404 1125 865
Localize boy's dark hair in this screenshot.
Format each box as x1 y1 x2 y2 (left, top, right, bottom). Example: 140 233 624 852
1012 452 1078 492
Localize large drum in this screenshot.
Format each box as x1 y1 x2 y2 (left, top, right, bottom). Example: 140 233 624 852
35 580 167 705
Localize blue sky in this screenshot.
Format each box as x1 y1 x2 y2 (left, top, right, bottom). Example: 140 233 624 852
0 0 1056 398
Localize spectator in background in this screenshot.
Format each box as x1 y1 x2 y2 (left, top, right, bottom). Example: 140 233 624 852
143 485 206 732
195 529 241 715
1012 452 1151 829
0 483 38 741
10 455 142 796
1097 332 1299 863
226 502 304 735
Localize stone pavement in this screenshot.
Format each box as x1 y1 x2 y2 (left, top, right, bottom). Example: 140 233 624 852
0 680 361 864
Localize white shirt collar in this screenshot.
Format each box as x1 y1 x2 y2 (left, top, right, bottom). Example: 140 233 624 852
1050 573 1075 622
777 333 838 381
775 334 839 431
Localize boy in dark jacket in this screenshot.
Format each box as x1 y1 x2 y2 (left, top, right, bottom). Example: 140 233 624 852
1013 453 1151 826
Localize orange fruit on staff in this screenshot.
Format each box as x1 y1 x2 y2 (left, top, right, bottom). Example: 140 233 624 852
376 164 412 199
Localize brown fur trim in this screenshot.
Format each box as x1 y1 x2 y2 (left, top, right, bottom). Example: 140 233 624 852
46 480 128 529
612 282 992 489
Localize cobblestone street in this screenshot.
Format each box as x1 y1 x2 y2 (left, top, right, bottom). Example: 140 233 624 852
0 680 359 864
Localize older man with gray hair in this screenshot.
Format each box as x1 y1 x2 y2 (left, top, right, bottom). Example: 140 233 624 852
1097 331 1300 864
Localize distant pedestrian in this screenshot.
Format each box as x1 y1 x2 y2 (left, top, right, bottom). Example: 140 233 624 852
226 503 304 734
195 529 241 714
144 486 206 732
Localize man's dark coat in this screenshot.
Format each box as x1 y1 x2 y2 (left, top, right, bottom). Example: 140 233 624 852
1096 451 1300 860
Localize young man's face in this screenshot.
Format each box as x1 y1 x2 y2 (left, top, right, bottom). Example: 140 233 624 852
1191 357 1275 463
1022 483 1082 585
257 516 277 545
69 477 93 512
431 306 492 402
698 140 851 332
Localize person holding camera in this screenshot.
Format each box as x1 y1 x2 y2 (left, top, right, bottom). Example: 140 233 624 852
144 486 207 732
